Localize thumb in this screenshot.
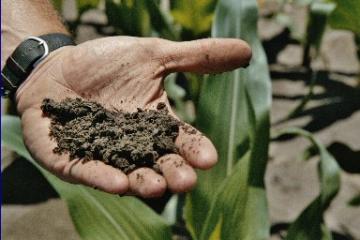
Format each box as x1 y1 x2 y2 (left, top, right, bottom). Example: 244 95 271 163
158 38 252 75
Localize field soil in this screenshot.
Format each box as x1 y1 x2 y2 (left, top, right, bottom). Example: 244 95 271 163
41 98 179 173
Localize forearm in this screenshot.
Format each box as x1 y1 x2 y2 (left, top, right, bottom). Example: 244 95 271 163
1 0 69 68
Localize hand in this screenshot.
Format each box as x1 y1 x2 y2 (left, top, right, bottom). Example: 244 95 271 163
16 36 251 198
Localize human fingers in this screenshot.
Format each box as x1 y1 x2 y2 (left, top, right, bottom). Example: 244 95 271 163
127 168 167 198
157 38 251 75
175 124 218 169
156 154 197 193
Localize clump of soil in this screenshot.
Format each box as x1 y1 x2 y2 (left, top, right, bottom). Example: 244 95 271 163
41 98 180 173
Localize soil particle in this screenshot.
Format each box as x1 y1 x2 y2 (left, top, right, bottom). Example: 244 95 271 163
41 98 180 174
136 173 144 183
182 124 197 135
174 161 184 168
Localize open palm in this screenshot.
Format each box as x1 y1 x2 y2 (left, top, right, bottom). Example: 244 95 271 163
15 36 251 198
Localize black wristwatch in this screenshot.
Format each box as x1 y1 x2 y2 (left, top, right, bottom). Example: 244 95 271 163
1 33 75 98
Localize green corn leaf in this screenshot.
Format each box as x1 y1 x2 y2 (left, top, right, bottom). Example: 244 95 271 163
51 0 63 12
105 0 151 37
1 115 172 240
285 70 317 120
305 1 336 51
292 0 313 5
184 0 272 239
165 74 186 100
106 0 177 39
274 128 340 240
77 0 100 15
329 0 360 59
164 74 194 123
144 0 178 40
170 0 217 37
329 0 360 35
302 0 335 67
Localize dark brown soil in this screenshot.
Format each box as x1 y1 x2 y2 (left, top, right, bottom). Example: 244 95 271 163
41 98 180 173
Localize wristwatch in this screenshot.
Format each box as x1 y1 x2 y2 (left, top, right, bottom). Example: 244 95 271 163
1 33 75 98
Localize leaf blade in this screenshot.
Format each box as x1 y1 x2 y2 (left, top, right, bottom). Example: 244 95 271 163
170 0 217 37
275 128 341 240
329 0 360 35
185 0 272 239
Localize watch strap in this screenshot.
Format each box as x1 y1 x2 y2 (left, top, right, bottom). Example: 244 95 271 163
1 33 75 97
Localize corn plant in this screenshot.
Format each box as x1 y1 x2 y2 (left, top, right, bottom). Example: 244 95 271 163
184 0 271 238
273 0 360 119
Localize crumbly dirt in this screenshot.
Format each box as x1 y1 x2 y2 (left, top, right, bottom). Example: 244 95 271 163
41 98 180 173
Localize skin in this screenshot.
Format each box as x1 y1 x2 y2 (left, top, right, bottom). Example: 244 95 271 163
2 0 252 198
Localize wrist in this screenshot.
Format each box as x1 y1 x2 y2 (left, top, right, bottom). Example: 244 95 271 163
15 45 73 114
2 34 75 98
2 0 69 68
3 27 69 58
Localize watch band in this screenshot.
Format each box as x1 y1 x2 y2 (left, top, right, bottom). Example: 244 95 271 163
1 33 75 98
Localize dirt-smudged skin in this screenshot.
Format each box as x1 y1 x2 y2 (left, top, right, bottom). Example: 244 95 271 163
41 98 180 174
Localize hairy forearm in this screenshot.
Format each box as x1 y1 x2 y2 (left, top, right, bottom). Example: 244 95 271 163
1 0 68 68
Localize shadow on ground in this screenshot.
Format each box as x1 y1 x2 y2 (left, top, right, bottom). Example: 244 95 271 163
327 142 360 174
2 157 59 204
272 70 360 133
301 141 360 174
271 223 355 240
